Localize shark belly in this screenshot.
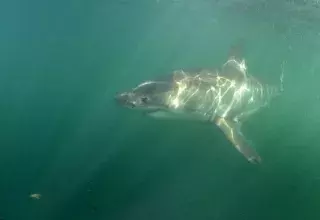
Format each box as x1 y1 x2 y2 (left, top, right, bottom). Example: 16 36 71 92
147 109 209 121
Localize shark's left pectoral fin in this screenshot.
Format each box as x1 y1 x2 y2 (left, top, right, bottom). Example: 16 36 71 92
214 117 262 164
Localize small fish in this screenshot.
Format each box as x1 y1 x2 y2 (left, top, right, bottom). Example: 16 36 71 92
29 193 41 200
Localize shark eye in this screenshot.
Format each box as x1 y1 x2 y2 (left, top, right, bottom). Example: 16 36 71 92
141 97 149 104
130 103 135 108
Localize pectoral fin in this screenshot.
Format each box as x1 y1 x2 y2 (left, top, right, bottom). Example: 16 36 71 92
214 117 262 164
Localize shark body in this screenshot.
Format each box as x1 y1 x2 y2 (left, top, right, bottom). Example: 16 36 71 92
115 55 283 164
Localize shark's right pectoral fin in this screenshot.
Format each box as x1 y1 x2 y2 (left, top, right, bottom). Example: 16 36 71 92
214 117 262 164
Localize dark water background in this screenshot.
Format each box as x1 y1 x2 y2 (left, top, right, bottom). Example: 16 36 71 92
1 0 320 219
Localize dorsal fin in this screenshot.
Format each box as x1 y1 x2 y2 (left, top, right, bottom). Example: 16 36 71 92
220 39 248 81
228 38 245 60
221 58 247 82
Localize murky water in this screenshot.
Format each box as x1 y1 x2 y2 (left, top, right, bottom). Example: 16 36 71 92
1 0 320 219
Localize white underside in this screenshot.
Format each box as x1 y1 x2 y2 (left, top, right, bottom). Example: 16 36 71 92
147 110 209 121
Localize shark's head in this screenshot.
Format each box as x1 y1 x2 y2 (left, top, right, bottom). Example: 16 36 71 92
115 80 173 112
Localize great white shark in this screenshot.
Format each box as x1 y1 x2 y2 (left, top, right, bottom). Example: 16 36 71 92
115 52 284 164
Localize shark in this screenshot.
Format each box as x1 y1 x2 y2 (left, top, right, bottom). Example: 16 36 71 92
115 52 284 164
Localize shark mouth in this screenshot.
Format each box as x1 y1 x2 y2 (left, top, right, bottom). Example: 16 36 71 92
145 109 161 114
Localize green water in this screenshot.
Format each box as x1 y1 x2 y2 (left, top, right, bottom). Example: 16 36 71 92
1 0 320 219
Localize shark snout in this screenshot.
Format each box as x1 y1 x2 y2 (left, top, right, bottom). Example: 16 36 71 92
115 92 135 108
115 92 129 104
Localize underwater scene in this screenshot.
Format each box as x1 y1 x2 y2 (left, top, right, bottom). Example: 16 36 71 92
1 0 320 219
